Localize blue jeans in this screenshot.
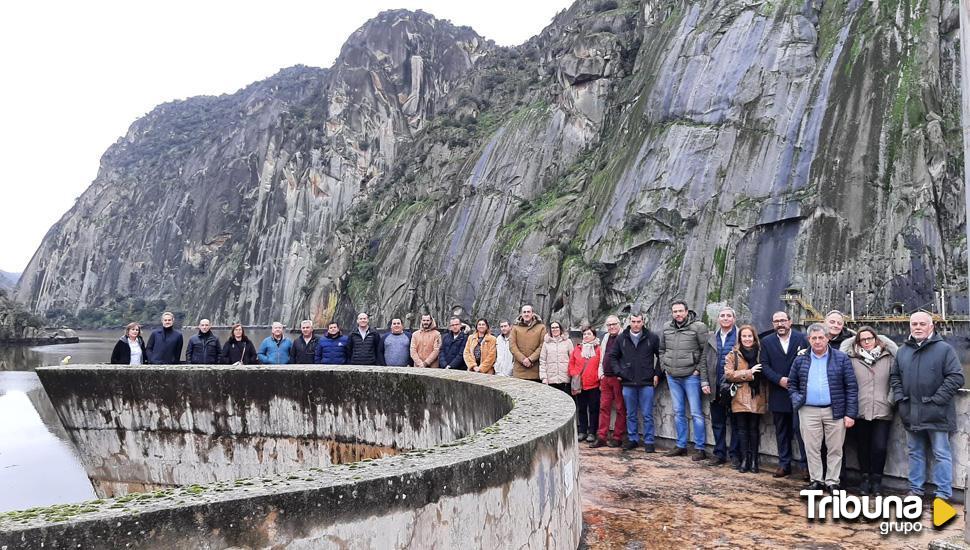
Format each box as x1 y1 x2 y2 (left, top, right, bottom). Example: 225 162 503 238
667 373 706 449
906 430 953 499
622 385 655 444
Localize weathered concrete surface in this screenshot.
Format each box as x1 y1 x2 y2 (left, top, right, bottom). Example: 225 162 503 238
0 366 581 549
649 384 970 491
83 432 400 498
579 444 966 548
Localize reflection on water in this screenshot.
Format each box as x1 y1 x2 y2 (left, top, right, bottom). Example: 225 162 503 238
0 330 402 512
0 372 96 512
0 330 133 512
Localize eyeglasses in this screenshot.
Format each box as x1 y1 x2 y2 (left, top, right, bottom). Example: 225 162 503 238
859 337 876 343
772 320 789 324
606 322 619 326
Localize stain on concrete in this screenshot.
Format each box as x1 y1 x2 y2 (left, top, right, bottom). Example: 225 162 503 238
1 366 581 549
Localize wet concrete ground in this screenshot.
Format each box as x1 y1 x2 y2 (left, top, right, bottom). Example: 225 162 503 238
578 443 966 549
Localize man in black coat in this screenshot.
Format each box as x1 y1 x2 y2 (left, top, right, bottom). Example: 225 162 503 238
890 311 965 502
290 320 320 364
347 312 385 366
441 317 468 370
761 311 809 479
609 313 661 453
186 319 221 364
146 311 183 364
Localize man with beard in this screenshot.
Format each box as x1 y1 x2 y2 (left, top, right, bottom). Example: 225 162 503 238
410 314 442 368
315 322 349 365
761 311 809 478
383 318 412 367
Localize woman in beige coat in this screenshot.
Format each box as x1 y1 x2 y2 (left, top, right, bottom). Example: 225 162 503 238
540 321 573 395
724 324 767 473
840 326 896 495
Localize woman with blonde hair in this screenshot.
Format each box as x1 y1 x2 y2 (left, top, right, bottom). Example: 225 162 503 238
110 322 147 365
724 324 768 473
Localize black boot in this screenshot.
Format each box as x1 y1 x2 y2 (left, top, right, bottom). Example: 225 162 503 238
869 475 882 495
736 425 749 472
749 431 760 473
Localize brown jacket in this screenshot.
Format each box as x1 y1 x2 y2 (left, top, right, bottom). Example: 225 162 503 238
510 314 547 380
410 318 442 368
841 335 897 421
724 348 768 414
464 332 498 374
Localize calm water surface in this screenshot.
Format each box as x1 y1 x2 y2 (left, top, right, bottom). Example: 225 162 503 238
0 328 234 513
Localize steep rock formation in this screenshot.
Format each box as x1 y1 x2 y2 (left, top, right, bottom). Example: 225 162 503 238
16 1 966 330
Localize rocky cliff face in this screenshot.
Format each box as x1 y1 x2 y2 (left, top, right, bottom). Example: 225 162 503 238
16 1 966 330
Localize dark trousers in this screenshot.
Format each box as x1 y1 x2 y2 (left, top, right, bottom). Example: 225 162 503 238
575 388 601 435
773 411 807 470
597 376 626 441
851 418 891 478
710 400 740 460
735 412 761 456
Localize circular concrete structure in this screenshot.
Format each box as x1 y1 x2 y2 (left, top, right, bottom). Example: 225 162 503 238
0 365 581 549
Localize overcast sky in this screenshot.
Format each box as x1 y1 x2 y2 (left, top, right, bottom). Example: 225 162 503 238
0 0 571 273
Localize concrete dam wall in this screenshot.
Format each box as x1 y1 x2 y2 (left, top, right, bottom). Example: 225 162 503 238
0 366 582 549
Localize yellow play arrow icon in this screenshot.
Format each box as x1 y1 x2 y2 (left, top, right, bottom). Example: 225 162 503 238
933 497 957 527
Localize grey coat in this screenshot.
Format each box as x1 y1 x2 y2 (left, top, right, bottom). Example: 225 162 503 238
659 310 709 386
840 335 897 421
890 332 964 432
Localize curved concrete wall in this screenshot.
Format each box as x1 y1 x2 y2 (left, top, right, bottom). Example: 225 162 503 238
0 366 581 549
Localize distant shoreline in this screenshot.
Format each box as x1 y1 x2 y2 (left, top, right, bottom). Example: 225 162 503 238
0 336 80 346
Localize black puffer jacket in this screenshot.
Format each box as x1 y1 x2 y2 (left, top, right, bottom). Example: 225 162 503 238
890 333 965 432
347 328 385 365
186 331 221 364
290 335 320 364
610 327 661 387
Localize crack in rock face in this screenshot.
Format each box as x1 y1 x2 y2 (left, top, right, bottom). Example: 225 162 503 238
12 1 965 334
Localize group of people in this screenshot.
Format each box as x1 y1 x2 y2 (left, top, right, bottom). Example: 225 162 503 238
109 304 964 502
584 304 963 504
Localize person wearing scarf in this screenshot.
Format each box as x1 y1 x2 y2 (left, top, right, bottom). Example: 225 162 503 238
569 327 602 444
724 324 768 473
839 326 897 494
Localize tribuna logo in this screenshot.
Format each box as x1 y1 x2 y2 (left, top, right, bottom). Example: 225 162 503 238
801 489 925 535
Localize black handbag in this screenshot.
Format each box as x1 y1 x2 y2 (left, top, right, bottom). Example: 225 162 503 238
717 350 741 404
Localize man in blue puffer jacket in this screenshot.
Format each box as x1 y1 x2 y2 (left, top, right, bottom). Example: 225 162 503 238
316 322 349 364
788 323 858 494
257 322 292 365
